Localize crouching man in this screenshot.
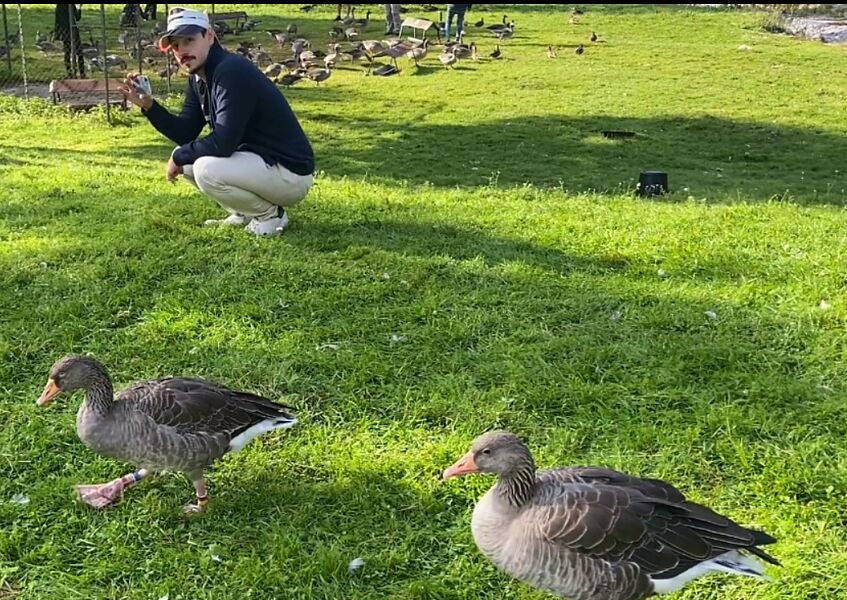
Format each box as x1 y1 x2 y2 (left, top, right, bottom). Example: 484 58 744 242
120 7 314 236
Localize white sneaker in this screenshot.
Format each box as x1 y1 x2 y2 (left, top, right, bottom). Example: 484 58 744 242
204 213 247 227
245 210 289 237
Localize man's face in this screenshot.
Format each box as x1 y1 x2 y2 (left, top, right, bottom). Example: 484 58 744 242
170 30 214 74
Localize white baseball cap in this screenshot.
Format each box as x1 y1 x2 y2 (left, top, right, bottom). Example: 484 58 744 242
158 7 211 50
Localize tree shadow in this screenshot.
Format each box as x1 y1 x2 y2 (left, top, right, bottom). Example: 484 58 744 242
312 113 847 204
296 218 629 275
5 193 826 425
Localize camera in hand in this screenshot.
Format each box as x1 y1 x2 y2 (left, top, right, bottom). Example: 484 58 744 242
133 75 152 96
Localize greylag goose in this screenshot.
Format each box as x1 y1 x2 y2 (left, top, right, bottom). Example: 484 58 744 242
438 49 457 69
37 355 297 514
486 14 508 31
443 431 779 600
351 10 372 29
406 39 429 67
306 65 332 86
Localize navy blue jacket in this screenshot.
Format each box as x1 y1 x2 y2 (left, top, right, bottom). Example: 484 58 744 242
143 43 315 176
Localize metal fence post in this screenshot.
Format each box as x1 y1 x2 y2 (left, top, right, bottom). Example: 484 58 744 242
16 4 26 98
100 3 110 123
2 5 12 74
165 3 170 94
68 5 76 77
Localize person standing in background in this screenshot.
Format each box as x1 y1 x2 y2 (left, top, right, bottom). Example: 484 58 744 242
54 4 85 78
383 4 402 35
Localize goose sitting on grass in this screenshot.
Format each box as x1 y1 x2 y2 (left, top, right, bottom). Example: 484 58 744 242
443 431 780 600
37 355 297 514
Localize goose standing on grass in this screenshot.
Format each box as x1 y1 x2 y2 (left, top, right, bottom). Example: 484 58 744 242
438 48 457 69
37 355 297 514
443 431 780 600
407 39 429 67
352 10 372 29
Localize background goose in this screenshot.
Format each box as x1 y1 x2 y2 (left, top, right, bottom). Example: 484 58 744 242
37 355 297 514
351 10 372 29
443 431 779 600
438 49 457 69
487 14 508 31
406 39 429 66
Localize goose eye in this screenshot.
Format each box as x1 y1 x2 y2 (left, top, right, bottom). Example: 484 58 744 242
481 448 491 455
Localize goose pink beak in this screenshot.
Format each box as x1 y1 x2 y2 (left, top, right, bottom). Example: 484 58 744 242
442 451 479 480
37 379 60 406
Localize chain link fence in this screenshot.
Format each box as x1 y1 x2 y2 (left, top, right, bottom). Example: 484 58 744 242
0 4 455 121
0 4 192 102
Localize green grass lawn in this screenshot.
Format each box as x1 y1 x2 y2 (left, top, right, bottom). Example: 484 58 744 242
1 3 847 599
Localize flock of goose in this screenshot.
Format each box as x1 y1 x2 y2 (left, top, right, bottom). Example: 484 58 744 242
236 10 520 86
36 353 780 600
214 6 602 88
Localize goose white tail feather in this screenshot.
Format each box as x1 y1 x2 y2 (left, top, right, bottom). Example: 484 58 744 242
651 550 769 594
228 417 297 452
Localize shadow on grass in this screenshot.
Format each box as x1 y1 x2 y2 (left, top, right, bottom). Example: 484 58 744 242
296 219 630 274
311 113 847 204
1 193 827 414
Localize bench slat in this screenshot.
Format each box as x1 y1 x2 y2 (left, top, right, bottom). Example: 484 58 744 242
49 78 128 111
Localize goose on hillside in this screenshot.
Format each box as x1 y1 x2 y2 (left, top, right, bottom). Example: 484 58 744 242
37 355 297 514
443 431 780 600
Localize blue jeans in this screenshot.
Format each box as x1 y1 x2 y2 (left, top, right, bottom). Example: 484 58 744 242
445 5 467 41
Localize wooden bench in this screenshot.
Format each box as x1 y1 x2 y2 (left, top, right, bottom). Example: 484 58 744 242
49 78 128 111
210 11 249 29
368 37 427 75
398 17 439 43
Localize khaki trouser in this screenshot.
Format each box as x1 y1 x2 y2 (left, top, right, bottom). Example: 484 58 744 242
182 151 313 221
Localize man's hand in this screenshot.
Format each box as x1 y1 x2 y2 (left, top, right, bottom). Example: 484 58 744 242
166 156 183 183
118 73 153 111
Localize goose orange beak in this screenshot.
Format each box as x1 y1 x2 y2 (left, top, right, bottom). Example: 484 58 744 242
37 379 60 406
442 451 479 480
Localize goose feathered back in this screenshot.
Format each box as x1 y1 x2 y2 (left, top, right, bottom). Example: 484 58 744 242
77 376 296 472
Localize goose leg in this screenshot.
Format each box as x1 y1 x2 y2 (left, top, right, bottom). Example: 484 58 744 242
182 475 208 515
75 469 150 508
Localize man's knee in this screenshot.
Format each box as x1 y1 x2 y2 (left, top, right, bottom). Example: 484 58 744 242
191 156 226 192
